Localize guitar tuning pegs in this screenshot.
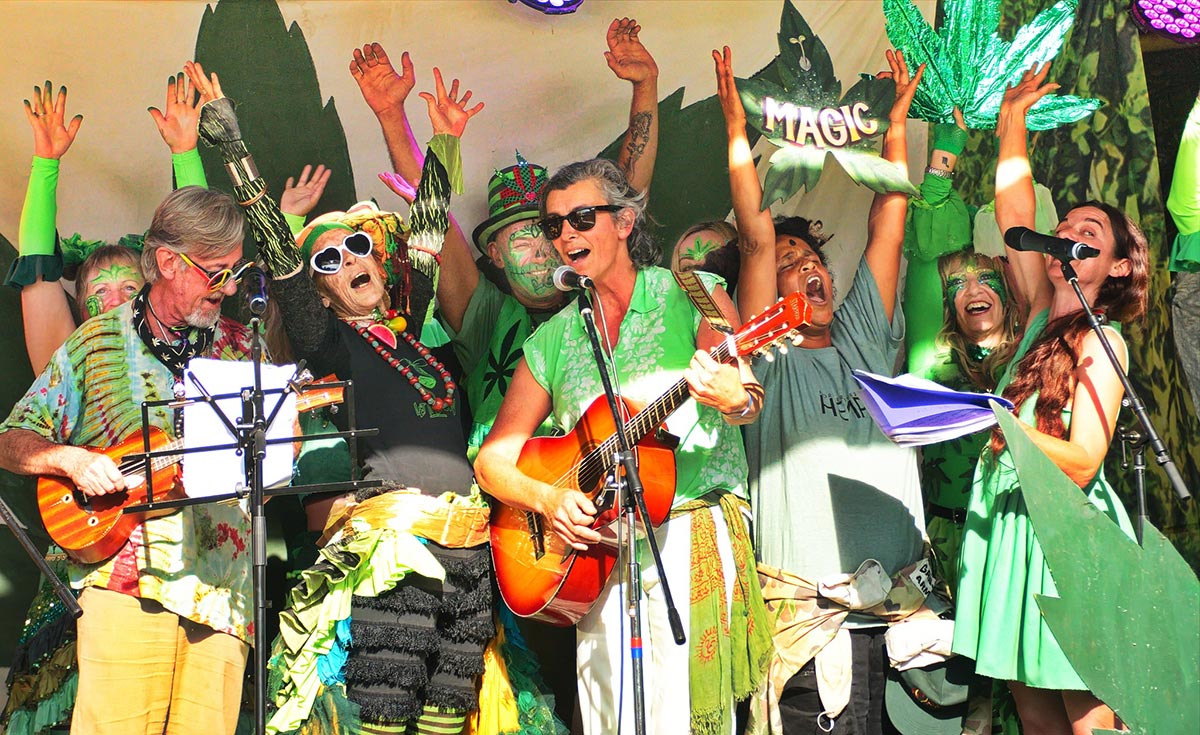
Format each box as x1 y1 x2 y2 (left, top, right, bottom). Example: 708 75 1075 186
777 344 789 356
764 352 775 363
791 334 804 346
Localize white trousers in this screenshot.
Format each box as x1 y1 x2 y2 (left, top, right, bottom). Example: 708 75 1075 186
576 504 742 735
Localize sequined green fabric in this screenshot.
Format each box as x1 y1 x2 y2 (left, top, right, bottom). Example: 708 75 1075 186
883 0 1101 130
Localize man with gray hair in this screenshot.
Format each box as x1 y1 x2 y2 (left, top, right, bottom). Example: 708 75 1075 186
0 185 257 735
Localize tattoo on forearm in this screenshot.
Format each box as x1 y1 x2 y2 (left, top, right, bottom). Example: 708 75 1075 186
621 112 653 177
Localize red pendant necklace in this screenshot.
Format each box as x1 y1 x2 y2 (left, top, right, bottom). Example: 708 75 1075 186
354 321 456 412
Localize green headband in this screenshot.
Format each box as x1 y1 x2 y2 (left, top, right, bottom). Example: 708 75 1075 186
299 222 357 264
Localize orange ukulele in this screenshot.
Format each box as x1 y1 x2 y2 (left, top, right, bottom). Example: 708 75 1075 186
38 380 344 564
490 293 812 625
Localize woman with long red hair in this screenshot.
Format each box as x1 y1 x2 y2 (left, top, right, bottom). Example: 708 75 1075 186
952 64 1149 735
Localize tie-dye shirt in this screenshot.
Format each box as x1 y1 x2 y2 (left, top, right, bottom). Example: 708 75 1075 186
0 300 257 643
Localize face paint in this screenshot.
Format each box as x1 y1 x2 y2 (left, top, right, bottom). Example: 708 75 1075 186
501 222 560 300
83 263 144 318
90 264 140 284
946 263 1007 306
678 236 723 267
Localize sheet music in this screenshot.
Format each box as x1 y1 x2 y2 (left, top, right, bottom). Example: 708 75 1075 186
182 358 298 499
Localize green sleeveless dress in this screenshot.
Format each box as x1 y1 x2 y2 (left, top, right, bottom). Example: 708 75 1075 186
951 310 1135 690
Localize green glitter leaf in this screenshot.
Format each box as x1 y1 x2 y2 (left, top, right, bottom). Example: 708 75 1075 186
883 0 1102 130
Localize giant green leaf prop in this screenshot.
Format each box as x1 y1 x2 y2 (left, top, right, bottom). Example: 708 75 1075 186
995 406 1199 735
883 0 1101 130
736 1 918 207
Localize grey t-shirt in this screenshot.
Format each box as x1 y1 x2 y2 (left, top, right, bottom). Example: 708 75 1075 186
744 258 925 590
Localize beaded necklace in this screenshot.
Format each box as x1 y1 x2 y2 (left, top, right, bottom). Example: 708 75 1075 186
354 321 456 412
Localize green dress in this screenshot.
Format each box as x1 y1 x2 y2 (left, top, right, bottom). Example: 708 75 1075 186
952 310 1135 690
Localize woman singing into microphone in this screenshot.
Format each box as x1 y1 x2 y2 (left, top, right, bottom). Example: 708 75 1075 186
952 65 1149 735
475 158 770 735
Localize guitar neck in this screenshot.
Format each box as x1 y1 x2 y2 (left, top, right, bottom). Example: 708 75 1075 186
592 340 734 464
117 437 185 476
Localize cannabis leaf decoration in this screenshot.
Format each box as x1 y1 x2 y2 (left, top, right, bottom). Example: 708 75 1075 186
736 1 917 207
883 0 1102 130
995 407 1199 735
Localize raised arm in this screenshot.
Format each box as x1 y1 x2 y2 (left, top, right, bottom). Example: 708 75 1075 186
903 111 971 375
410 68 483 332
13 81 84 374
864 49 923 324
714 47 777 321
995 64 1058 319
351 45 480 333
148 70 208 188
606 17 660 195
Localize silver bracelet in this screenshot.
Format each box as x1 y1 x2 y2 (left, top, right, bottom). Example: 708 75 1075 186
925 166 954 179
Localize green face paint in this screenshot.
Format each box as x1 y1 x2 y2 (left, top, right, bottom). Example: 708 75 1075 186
83 262 144 319
946 264 1007 306
674 235 724 271
501 222 561 302
90 264 140 284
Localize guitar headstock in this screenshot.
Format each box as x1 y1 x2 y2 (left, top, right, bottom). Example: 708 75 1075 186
733 292 813 360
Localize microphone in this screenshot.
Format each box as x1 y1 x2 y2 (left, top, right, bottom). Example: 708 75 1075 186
552 265 595 292
243 265 269 315
1003 227 1100 262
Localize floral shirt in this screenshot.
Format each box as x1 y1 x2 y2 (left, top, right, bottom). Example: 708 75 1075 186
523 266 748 504
1 300 257 643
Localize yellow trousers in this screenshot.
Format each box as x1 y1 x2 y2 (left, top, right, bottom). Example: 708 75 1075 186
71 587 249 735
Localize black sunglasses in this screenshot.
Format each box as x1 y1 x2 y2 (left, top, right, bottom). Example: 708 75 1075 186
538 204 623 240
310 231 375 275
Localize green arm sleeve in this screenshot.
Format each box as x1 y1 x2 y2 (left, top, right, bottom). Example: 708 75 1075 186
902 173 971 375
172 148 208 189
1168 96 1200 273
283 212 306 237
5 157 64 289
18 157 59 257
903 255 944 376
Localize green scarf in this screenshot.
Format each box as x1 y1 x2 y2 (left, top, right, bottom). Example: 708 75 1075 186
675 492 774 735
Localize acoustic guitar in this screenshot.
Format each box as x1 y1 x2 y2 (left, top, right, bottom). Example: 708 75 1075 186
38 379 343 564
490 293 812 625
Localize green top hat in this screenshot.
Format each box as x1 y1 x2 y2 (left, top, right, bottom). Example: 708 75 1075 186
471 152 549 253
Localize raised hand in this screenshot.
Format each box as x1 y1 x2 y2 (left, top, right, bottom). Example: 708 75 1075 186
24 80 83 160
350 43 415 116
713 46 746 130
280 164 332 217
149 72 203 154
877 48 924 124
379 171 417 205
1000 63 1059 120
418 68 484 138
604 17 658 85
183 60 225 104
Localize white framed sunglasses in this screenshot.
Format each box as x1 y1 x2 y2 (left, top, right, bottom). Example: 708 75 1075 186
310 231 374 274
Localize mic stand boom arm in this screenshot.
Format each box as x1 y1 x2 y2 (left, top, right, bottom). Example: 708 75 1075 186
1058 261 1190 545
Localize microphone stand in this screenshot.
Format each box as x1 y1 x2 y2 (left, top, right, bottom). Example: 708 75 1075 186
0 497 81 619
1058 260 1191 546
575 288 685 735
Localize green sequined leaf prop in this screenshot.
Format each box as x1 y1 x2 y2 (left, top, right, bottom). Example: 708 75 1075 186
996 406 1200 735
883 0 1102 130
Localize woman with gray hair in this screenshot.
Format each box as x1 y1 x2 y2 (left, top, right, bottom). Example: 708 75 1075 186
476 158 770 735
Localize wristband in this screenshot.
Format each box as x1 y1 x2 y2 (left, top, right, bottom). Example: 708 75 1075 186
931 121 968 158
